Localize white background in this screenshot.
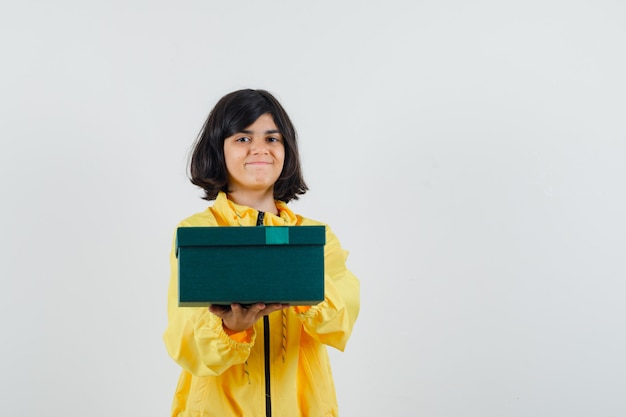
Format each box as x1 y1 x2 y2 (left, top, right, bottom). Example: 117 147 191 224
2 1 625 416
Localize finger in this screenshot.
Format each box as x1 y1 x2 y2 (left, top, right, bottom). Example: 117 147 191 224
209 304 229 316
209 308 226 320
247 303 266 314
261 303 286 316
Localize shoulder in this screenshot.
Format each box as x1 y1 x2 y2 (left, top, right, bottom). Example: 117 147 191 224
177 208 218 227
295 213 327 228
296 215 341 243
297 215 324 226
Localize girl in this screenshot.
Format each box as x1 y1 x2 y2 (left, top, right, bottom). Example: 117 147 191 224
163 89 360 417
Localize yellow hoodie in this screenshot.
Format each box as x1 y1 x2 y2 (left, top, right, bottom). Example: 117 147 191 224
163 192 360 417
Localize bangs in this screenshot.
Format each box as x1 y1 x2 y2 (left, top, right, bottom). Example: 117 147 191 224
222 95 275 138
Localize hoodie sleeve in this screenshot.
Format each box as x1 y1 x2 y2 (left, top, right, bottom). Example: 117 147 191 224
162 225 255 377
294 225 360 351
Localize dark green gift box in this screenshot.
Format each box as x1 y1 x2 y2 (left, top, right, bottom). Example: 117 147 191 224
176 226 325 307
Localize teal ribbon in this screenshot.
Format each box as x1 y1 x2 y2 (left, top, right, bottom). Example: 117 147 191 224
265 227 289 245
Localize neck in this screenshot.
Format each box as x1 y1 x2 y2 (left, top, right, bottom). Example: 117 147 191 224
227 189 278 215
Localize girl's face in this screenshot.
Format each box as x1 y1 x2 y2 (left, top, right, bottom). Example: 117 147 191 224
223 113 285 195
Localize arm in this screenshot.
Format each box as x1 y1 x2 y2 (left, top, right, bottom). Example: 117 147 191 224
162 227 255 377
294 225 360 351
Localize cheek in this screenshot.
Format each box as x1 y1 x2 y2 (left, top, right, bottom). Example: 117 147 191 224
223 153 239 176
276 153 286 171
224 147 243 166
277 147 286 163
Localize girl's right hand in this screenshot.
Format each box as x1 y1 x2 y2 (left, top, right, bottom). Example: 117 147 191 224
209 303 288 332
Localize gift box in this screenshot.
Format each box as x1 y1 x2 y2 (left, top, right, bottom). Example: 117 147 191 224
176 226 325 306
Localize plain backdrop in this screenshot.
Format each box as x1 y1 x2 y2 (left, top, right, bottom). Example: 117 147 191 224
1 1 625 416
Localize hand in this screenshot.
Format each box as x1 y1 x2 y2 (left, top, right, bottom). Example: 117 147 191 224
209 303 289 333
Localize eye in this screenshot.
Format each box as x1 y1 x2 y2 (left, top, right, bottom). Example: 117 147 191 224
267 136 281 143
235 136 250 143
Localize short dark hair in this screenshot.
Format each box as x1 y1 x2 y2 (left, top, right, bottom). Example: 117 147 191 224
189 89 308 202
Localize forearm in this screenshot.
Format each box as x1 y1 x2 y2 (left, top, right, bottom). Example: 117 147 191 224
163 305 254 376
296 227 361 351
163 247 255 376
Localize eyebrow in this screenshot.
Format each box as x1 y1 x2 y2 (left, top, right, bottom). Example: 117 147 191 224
240 129 281 135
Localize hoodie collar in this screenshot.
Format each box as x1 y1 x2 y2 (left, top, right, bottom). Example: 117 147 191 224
210 191 299 226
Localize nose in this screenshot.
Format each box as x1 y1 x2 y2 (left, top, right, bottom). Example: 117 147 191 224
251 138 269 154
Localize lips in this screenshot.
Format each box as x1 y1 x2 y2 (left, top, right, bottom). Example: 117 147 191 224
245 161 273 165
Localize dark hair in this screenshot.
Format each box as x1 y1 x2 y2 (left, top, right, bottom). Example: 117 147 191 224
189 89 308 202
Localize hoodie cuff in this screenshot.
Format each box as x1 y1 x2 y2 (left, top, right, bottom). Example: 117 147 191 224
222 322 254 344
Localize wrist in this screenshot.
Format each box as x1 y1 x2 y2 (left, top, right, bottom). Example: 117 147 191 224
221 321 253 343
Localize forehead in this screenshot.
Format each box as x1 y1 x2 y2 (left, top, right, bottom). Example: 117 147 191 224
240 113 279 132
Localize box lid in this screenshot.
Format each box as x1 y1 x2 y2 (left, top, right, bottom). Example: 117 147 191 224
176 225 325 256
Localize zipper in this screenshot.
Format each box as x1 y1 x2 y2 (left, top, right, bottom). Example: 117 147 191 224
263 315 271 417
256 211 271 417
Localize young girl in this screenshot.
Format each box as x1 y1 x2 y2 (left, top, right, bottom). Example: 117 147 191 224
163 89 360 417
